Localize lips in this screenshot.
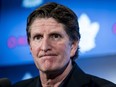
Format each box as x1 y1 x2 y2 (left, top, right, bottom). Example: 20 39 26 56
39 53 57 58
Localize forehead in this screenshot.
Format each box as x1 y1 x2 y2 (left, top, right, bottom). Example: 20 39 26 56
30 18 64 30
30 18 65 32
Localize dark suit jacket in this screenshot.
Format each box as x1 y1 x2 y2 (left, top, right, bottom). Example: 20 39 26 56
12 61 116 87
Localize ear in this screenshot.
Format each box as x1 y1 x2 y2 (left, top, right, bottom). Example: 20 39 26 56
30 46 32 52
70 40 79 58
29 43 32 53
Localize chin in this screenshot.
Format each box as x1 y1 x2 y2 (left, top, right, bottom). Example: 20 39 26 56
42 67 61 73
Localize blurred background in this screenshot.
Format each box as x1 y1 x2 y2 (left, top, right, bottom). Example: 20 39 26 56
0 0 116 84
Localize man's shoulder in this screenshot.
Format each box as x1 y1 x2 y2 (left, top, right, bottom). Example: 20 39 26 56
12 76 39 87
86 74 116 87
71 62 116 87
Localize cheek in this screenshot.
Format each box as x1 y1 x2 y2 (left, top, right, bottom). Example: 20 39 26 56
57 43 71 59
30 44 42 69
30 43 40 57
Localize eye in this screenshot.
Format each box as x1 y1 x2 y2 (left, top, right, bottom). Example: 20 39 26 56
33 35 42 41
50 33 62 41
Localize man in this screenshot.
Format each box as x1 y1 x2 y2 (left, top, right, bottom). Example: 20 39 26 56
13 2 116 87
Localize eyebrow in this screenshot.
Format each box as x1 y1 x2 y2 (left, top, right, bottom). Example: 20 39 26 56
49 31 65 36
31 32 42 38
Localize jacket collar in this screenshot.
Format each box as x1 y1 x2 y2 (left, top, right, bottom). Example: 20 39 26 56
61 61 91 87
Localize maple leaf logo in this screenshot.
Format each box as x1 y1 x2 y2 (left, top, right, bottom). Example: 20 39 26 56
78 13 100 53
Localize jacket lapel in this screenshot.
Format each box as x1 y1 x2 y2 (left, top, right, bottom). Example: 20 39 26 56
65 61 91 87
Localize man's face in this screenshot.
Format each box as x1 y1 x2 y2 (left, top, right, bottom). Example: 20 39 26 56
29 18 78 73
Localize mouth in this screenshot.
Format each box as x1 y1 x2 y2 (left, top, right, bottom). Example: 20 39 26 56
39 54 57 58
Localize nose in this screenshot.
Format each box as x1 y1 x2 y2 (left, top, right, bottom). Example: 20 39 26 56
40 37 51 52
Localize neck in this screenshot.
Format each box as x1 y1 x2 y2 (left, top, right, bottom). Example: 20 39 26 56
39 60 72 87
